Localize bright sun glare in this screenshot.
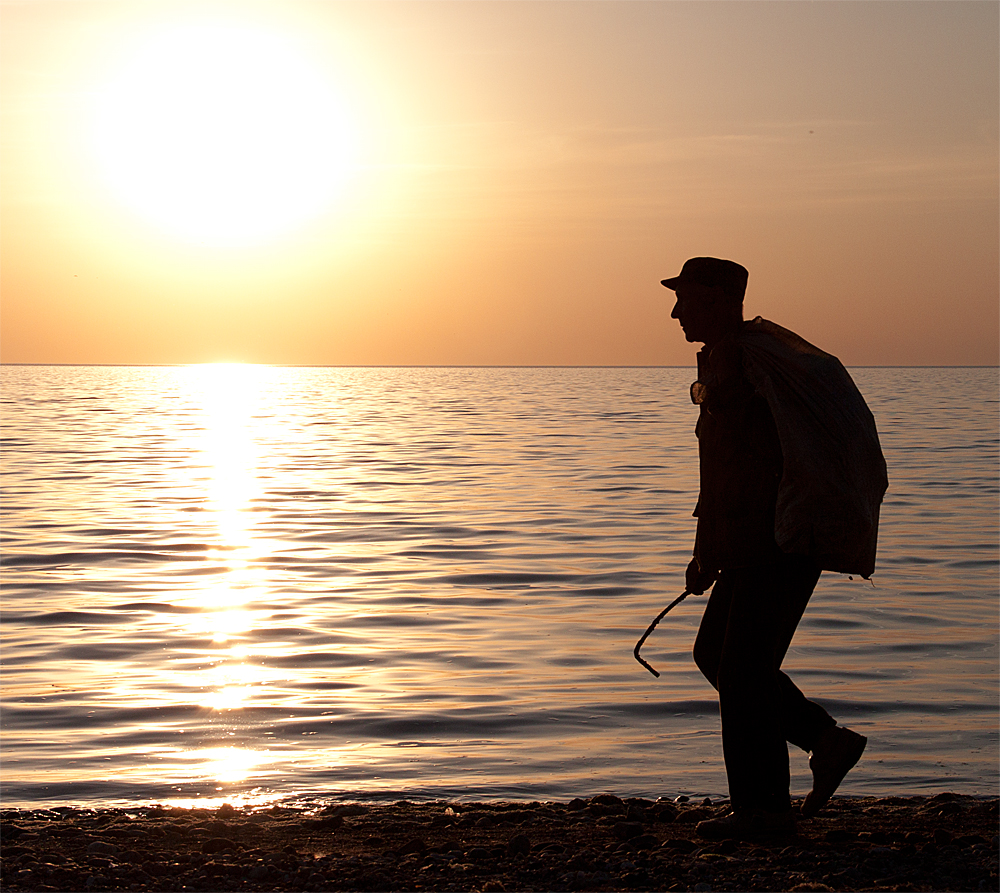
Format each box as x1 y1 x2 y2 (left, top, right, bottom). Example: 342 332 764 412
89 20 362 247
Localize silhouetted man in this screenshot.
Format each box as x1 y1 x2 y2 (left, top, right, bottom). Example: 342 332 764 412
661 257 887 841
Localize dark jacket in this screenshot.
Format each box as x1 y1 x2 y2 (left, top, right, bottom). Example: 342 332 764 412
692 335 783 573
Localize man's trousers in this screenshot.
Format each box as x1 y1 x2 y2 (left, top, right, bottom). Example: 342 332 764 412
692 554 837 812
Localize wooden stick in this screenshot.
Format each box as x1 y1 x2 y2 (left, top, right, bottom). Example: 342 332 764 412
633 590 691 677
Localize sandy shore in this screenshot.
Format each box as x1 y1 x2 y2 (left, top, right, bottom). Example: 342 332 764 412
1 793 996 892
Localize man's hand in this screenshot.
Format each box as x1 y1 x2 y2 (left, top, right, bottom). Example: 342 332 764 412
685 557 718 595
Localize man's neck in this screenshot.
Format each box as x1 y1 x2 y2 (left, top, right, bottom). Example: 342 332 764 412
701 316 743 349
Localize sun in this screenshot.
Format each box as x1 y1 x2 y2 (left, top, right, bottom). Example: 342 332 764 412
88 20 362 247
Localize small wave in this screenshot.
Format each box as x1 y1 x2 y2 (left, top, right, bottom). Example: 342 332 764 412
0 550 204 568
8 611 131 626
264 651 378 669
110 602 202 614
438 572 575 586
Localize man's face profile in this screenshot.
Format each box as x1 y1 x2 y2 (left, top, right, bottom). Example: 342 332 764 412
670 282 726 344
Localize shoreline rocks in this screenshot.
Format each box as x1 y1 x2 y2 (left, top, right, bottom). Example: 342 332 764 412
1 792 996 891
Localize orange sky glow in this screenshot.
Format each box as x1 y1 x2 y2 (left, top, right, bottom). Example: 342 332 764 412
2 0 997 366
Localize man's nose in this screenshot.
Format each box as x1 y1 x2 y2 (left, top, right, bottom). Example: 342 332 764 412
670 301 680 319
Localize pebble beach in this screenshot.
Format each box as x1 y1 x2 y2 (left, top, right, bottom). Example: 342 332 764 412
2 792 997 892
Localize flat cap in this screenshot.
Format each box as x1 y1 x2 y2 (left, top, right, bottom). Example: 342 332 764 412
661 257 748 299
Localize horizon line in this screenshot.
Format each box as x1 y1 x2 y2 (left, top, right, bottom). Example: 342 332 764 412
1 363 998 370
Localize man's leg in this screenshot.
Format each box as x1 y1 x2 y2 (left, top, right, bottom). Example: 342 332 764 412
767 557 837 755
692 564 795 839
762 557 867 817
715 563 797 813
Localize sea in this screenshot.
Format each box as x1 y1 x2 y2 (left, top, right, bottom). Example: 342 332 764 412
1 365 997 810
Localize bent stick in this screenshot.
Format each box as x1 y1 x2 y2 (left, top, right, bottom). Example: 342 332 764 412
633 590 691 678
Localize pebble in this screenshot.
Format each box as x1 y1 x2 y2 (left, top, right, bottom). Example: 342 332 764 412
507 833 531 857
613 821 645 840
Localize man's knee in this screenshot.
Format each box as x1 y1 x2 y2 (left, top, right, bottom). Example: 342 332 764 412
717 654 778 702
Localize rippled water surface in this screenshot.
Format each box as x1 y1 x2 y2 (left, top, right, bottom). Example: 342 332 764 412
1 365 997 808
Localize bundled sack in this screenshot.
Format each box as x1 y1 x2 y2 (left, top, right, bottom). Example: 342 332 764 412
739 317 888 578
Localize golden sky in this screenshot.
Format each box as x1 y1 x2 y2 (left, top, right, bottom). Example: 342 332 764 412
2 0 997 366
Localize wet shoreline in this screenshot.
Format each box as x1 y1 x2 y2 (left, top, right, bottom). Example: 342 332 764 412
2 792 997 891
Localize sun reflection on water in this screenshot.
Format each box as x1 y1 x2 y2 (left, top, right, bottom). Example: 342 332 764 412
193 746 267 784
189 363 265 552
174 363 275 789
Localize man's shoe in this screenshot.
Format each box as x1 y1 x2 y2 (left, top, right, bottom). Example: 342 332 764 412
801 725 867 817
696 809 796 841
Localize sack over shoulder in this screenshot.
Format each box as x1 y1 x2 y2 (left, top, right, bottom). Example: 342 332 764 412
739 317 888 578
